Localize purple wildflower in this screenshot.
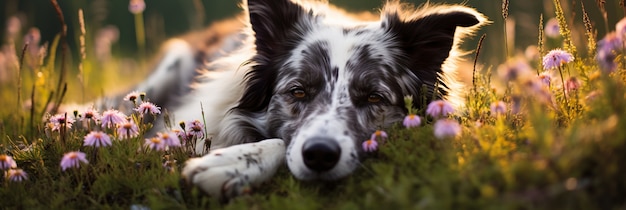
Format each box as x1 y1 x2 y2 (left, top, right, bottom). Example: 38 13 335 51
538 72 552 87
403 114 421 128
81 107 100 122
597 49 617 73
5 168 27 182
128 0 146 14
101 109 127 128
158 132 181 147
135 102 161 115
433 119 461 139
542 49 574 70
117 120 139 139
124 91 141 103
0 154 17 170
565 77 581 94
544 18 560 38
426 100 455 118
83 131 112 147
498 59 533 82
523 80 554 104
370 130 388 142
60 151 89 171
145 137 166 151
49 113 75 131
362 139 378 152
598 32 623 53
172 129 188 143
187 120 205 138
490 101 507 116
597 33 623 73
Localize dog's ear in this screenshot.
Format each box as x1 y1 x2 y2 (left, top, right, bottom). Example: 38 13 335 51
247 0 310 59
239 0 312 112
383 5 486 99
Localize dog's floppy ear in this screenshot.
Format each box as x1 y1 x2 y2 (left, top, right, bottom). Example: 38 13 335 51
239 0 311 112
247 0 311 61
383 5 486 100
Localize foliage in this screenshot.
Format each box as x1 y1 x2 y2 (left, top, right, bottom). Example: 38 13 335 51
1 0 626 209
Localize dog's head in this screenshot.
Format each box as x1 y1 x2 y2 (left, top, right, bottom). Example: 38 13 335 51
236 0 487 180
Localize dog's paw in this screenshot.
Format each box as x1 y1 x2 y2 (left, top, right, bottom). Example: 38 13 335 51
181 139 285 200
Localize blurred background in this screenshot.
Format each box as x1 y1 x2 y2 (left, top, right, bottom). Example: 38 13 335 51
1 0 625 83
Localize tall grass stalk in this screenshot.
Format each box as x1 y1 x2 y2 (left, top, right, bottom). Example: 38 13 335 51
502 0 510 58
581 2 596 58
78 8 87 103
135 13 146 60
472 34 487 90
554 0 577 56
50 0 68 113
596 0 609 33
538 14 545 73
17 43 28 134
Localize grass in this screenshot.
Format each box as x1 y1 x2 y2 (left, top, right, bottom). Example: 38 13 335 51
1 0 626 209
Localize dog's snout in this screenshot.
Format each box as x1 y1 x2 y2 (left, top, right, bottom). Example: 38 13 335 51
302 137 341 172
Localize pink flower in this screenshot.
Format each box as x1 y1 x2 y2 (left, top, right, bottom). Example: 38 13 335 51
117 120 139 139
403 114 421 128
5 168 27 182
597 33 622 73
101 109 127 128
172 129 188 142
490 101 507 116
145 137 166 151
60 151 88 171
498 59 533 82
186 120 205 138
370 130 388 142
0 154 17 170
135 102 161 115
542 49 574 70
544 18 560 38
83 131 112 147
565 77 581 93
81 107 100 122
538 72 552 87
49 113 75 131
362 139 378 152
129 0 146 14
124 91 141 103
433 119 461 139
426 100 455 118
158 132 181 147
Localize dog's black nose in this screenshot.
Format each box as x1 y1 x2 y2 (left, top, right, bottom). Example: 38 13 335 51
302 137 341 172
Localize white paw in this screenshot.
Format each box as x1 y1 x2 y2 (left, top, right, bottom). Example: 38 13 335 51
181 139 285 200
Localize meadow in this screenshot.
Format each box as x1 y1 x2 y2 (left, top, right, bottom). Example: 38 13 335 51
1 0 626 209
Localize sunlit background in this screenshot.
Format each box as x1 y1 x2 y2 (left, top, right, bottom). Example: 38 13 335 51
1 0 625 78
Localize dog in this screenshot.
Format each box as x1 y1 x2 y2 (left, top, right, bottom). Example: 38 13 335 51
70 0 487 200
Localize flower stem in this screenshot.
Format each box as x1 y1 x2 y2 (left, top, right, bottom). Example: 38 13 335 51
557 66 569 110
134 13 146 60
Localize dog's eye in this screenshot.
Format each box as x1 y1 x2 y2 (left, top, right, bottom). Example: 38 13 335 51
367 93 383 103
291 88 307 98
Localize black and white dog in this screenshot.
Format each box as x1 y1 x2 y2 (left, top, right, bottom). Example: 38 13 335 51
76 0 487 200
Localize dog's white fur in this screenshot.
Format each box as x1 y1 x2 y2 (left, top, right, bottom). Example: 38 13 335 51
65 0 487 200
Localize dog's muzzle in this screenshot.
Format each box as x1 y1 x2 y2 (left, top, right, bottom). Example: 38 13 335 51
301 137 341 172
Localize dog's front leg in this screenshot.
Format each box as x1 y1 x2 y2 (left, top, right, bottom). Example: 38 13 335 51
181 139 285 200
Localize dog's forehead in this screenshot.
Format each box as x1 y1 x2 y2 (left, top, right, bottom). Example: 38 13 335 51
282 23 398 79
